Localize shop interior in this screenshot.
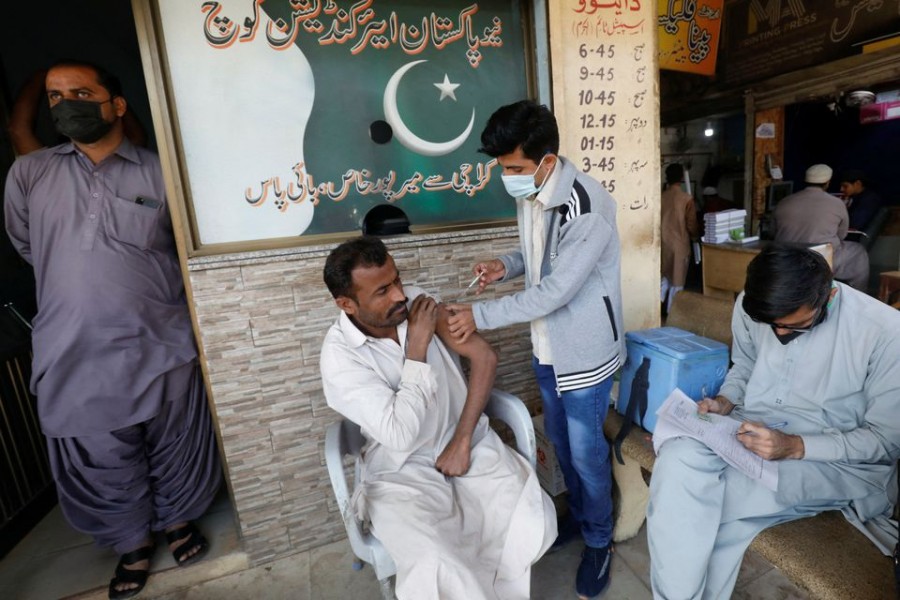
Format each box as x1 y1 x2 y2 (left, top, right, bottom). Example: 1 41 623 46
661 74 900 297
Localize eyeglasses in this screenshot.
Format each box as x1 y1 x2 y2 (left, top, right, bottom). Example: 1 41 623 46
754 304 826 333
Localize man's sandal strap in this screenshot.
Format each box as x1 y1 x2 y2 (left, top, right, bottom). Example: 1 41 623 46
165 522 210 566
108 545 153 600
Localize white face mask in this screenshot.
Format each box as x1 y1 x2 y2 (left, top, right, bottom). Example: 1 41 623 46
501 155 549 199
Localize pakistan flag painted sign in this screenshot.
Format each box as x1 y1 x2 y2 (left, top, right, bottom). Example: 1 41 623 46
157 0 529 245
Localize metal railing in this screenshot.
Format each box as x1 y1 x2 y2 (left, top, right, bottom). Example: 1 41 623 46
0 302 54 558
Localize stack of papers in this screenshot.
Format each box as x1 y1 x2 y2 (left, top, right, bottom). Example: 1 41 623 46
703 209 747 244
726 235 760 245
652 389 779 491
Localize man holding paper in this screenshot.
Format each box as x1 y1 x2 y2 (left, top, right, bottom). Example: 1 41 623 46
647 244 900 599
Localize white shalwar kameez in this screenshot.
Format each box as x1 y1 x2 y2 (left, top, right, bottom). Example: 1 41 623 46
320 288 556 600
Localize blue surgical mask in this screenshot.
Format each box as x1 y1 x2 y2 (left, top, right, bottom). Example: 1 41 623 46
501 156 549 199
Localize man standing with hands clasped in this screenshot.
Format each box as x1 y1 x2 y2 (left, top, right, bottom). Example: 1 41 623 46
447 100 625 600
4 60 221 600
647 244 900 599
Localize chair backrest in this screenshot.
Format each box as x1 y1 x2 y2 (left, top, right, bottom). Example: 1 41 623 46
860 206 891 251
665 290 734 350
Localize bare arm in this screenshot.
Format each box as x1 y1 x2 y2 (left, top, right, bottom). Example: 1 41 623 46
433 303 498 476
8 71 46 156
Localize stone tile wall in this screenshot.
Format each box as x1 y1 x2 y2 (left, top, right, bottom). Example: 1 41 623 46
188 228 541 564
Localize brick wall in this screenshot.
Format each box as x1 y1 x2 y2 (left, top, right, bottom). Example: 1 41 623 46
187 227 540 564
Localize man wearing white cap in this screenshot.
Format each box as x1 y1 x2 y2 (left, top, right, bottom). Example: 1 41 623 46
773 163 869 289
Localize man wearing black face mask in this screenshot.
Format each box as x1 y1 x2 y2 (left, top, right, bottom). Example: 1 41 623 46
3 61 221 600
646 244 900 599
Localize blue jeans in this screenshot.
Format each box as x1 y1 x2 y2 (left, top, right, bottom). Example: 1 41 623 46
533 357 613 548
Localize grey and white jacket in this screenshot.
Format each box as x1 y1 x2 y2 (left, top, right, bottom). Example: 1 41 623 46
473 156 626 392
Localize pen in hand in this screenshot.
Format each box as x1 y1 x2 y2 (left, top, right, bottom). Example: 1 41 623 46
736 421 788 436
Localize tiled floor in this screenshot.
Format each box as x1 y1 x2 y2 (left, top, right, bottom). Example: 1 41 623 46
0 494 809 600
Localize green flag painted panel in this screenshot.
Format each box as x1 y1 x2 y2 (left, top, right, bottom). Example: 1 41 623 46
160 0 529 244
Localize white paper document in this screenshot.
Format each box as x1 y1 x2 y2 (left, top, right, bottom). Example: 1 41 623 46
652 389 779 491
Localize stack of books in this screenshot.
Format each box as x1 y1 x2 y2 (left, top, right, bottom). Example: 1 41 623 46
702 209 748 244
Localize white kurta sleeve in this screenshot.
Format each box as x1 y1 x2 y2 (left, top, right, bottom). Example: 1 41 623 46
321 334 437 453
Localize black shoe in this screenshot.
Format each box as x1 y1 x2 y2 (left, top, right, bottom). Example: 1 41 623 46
576 544 612 599
549 512 581 553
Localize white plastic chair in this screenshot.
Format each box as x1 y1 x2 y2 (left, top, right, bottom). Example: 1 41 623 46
324 388 536 599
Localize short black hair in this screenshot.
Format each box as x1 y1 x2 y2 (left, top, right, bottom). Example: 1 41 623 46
323 236 389 299
839 169 868 187
479 100 559 163
49 59 124 98
665 163 684 185
742 244 833 323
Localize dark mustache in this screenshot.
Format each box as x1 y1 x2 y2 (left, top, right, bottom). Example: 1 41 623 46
388 299 408 315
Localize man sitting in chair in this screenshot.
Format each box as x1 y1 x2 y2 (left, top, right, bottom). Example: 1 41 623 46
319 236 557 600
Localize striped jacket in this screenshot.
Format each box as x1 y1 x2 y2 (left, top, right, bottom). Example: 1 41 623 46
473 156 625 392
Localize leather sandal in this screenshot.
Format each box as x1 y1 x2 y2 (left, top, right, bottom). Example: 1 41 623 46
165 522 210 567
108 545 154 600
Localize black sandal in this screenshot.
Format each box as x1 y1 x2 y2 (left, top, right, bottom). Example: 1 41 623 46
108 545 154 600
165 522 210 567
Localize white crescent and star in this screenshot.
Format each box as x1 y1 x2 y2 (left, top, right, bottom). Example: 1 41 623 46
383 59 474 157
434 74 460 101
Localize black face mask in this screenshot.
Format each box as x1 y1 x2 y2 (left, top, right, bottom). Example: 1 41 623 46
772 329 804 345
770 305 828 345
50 98 115 144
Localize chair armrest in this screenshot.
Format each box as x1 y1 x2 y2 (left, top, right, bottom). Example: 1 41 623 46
485 389 536 468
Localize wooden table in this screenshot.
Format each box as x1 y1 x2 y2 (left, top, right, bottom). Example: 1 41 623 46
702 241 833 299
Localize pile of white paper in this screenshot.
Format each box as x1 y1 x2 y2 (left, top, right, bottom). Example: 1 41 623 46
702 209 747 244
652 388 779 491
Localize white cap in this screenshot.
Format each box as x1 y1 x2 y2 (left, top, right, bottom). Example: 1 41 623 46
702 186 718 195
805 164 832 184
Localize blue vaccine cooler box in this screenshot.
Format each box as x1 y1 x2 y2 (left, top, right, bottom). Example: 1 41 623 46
616 327 729 432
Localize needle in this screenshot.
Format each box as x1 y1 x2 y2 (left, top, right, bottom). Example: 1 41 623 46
464 269 484 292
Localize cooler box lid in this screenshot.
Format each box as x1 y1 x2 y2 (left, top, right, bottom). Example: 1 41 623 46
624 326 727 360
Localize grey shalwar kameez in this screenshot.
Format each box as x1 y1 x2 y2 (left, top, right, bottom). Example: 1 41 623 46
773 186 869 290
647 284 900 599
4 140 221 553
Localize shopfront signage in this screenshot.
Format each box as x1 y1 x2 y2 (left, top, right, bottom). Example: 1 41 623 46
658 0 724 75
155 0 530 246
721 0 900 87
